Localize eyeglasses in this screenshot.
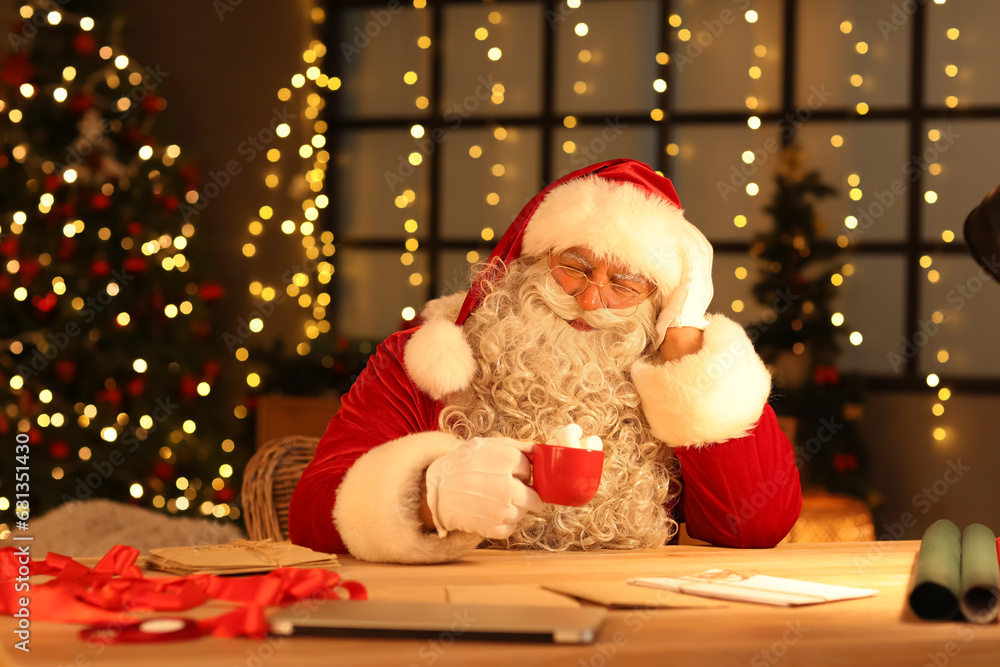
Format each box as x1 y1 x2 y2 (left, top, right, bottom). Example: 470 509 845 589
548 254 656 317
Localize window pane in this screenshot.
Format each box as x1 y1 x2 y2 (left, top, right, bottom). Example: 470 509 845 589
671 0 783 113
796 0 909 110
711 252 760 325
555 0 659 115
439 251 478 299
918 256 1000 377
442 3 543 117
921 120 999 244
335 250 429 340
926 1 1000 107
670 124 782 242
794 121 909 242
334 130 430 239
552 124 659 180
830 256 907 375
336 7 431 119
439 127 542 240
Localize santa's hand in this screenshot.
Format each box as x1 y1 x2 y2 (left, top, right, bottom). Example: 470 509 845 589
655 221 714 346
425 437 545 540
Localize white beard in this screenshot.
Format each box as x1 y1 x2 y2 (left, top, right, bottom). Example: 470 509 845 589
438 259 679 550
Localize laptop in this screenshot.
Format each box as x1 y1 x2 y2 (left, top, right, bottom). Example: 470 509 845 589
268 599 607 644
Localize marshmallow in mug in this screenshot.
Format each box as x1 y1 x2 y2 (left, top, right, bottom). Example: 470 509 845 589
546 423 604 451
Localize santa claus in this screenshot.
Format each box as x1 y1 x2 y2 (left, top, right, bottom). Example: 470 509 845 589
289 159 802 563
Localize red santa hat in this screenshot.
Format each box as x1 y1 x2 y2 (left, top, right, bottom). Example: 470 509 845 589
405 159 695 400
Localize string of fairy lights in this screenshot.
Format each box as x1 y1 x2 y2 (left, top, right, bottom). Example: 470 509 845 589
235 6 336 392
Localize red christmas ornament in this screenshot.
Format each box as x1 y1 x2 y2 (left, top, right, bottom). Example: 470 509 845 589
45 175 61 192
91 193 111 211
0 53 35 86
141 94 163 114
127 222 143 236
18 259 40 284
0 236 19 256
90 259 111 277
153 462 174 479
164 196 179 210
203 359 221 380
31 291 57 313
70 95 94 114
59 237 77 260
96 387 123 407
189 320 211 339
50 442 71 459
833 453 859 473
199 282 225 302
127 377 145 397
73 32 97 56
180 374 199 399
814 365 840 385
56 360 77 382
27 429 42 445
123 256 148 274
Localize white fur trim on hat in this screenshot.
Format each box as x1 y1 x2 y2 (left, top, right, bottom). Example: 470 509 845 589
333 431 483 563
631 314 772 448
522 175 687 294
404 316 476 400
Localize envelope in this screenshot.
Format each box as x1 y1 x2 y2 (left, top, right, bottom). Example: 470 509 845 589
543 581 725 609
147 539 340 575
629 569 878 607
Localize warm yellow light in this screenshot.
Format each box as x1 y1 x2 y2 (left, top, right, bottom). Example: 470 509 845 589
937 350 950 363
666 143 680 156
831 312 845 326
487 47 502 61
938 388 951 401
402 307 417 320
747 116 761 130
574 81 588 94
417 36 431 48
850 188 863 201
403 70 418 85
927 270 940 283
138 145 153 160
101 427 117 442
469 145 482 158
746 183 759 196
840 21 853 34
130 484 143 499
856 42 869 54
745 10 758 23
926 373 940 387
653 79 667 93
925 191 938 204
945 96 958 108
945 64 958 77
928 128 941 141
563 140 576 154
247 373 260 387
578 49 592 63
574 23 588 37
197 382 210 396
748 66 762 79
731 300 744 313
947 28 959 40
942 230 955 243
830 134 844 148
850 74 863 87
831 274 844 286
668 14 682 27
849 331 863 346
133 359 147 373
933 427 946 441
656 52 670 65
856 102 869 115
116 312 131 326
466 251 480 263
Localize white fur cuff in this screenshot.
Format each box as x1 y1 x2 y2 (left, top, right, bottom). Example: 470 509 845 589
332 432 483 564
632 314 772 448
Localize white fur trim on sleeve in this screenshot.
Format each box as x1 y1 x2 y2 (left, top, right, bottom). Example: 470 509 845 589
631 313 772 448
419 290 468 324
332 431 483 563
403 318 477 400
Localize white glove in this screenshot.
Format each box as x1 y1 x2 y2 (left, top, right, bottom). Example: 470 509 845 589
425 437 545 540
655 221 714 345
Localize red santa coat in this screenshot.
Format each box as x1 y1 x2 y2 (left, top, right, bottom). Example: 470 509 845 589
288 323 802 563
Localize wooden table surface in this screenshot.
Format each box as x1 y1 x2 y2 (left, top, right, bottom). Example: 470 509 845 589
4 540 1000 667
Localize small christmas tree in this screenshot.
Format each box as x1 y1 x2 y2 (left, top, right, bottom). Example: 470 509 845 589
1 2 245 525
750 148 875 502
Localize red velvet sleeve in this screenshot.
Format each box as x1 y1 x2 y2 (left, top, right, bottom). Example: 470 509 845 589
673 404 802 548
287 329 439 554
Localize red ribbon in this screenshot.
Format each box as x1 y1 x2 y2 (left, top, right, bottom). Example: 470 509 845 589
1 544 366 641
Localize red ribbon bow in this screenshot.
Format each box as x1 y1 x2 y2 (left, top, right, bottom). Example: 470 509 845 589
1 544 366 642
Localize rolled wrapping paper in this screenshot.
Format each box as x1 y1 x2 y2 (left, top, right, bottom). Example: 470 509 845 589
909 519 962 620
959 524 1000 623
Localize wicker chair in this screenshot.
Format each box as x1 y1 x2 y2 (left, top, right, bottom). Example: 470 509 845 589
241 435 320 541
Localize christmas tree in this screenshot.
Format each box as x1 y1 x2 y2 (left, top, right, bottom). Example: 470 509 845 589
0 1 245 529
750 148 874 502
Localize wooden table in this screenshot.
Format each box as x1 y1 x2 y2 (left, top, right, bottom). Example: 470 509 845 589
4 540 1000 667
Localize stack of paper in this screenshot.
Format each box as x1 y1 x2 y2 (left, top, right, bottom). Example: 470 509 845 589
146 539 340 575
629 569 878 607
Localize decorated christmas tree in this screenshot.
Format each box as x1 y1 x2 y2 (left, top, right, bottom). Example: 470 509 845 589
750 149 874 502
0 1 245 527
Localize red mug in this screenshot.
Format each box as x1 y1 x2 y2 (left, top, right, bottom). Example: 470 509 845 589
525 443 605 506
